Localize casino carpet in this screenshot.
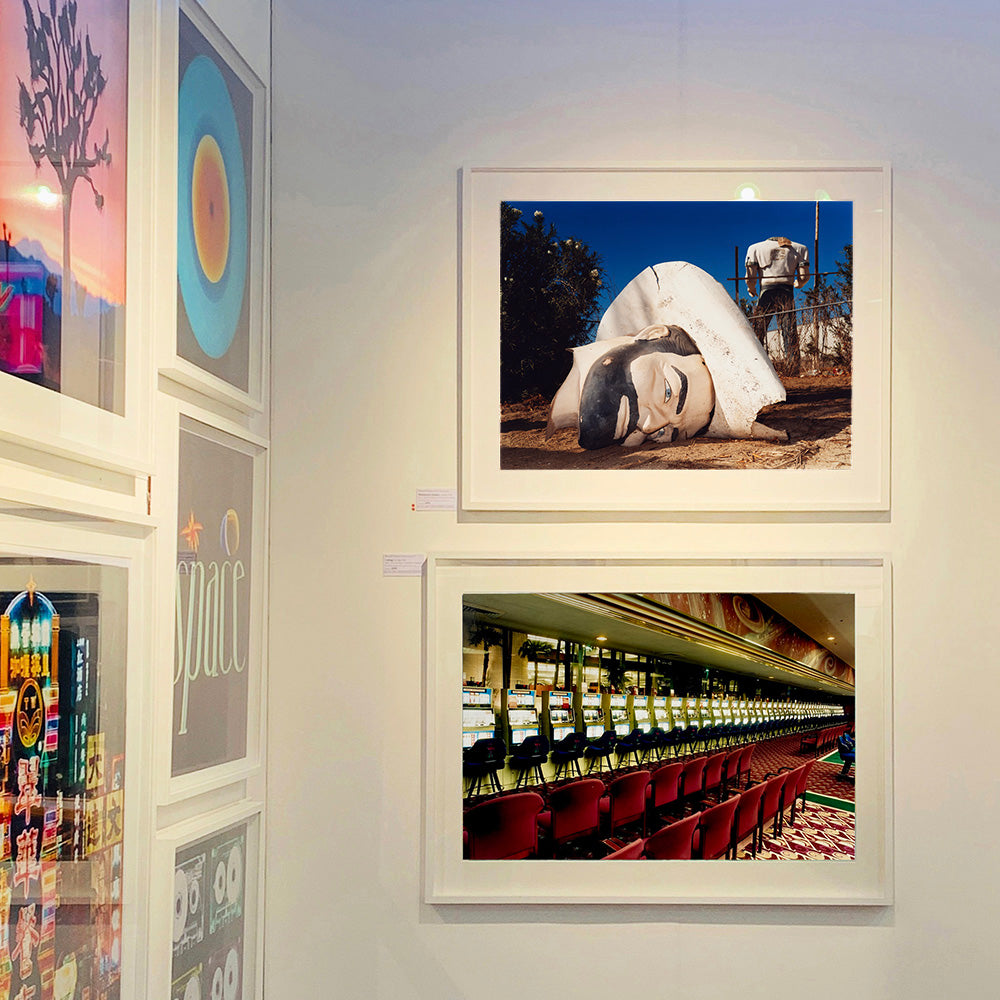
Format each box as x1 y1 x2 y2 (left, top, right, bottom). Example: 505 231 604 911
752 803 855 861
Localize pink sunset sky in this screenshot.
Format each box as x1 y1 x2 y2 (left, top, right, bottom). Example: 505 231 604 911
0 0 128 305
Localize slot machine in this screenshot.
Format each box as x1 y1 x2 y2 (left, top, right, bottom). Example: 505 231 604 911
461 686 496 749
504 689 540 749
542 690 575 743
780 699 792 730
710 697 724 729
608 694 629 736
719 698 733 741
694 697 713 732
580 692 605 739
669 697 686 731
633 693 653 733
651 696 669 732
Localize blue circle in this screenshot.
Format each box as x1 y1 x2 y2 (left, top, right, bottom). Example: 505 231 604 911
178 55 248 359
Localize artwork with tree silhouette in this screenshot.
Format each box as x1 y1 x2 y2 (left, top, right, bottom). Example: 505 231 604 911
469 622 503 686
18 0 112 314
518 638 554 687
500 203 606 402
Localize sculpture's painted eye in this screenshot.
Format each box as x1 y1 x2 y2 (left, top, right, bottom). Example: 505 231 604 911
664 379 672 403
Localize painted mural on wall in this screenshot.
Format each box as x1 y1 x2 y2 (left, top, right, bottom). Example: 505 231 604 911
173 427 254 777
176 7 255 394
643 592 854 685
172 822 246 1000
0 0 128 412
0 582 124 1000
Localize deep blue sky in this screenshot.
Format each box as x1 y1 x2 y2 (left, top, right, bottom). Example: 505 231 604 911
507 200 853 314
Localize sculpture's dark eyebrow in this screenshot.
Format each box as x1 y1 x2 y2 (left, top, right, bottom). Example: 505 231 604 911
671 365 688 415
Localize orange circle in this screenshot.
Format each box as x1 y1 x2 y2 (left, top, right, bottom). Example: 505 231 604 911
191 134 231 284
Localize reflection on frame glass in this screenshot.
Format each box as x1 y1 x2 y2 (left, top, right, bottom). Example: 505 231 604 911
0 557 127 998
172 422 255 779
175 2 264 403
0 0 129 412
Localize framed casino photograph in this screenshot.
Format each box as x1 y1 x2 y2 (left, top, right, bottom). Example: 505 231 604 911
162 0 268 413
0 0 155 484
460 164 891 514
150 801 264 1000
153 396 268 803
424 554 892 905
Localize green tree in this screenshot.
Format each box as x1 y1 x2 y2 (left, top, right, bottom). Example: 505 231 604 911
469 623 503 687
500 203 606 402
517 638 554 687
19 0 112 311
827 244 853 367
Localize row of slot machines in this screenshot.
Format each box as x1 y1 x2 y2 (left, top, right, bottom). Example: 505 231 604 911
463 686 844 750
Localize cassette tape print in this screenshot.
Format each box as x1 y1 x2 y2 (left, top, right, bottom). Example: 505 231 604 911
173 853 207 955
208 832 244 934
205 938 241 1000
172 818 250 1000
172 962 204 1000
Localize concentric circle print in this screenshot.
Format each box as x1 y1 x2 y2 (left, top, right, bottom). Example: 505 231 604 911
192 134 231 284
178 55 248 359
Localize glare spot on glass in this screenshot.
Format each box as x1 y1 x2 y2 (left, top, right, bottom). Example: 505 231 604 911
815 189 832 201
736 183 760 201
33 184 60 208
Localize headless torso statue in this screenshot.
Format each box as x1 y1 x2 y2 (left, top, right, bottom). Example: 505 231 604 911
744 236 810 376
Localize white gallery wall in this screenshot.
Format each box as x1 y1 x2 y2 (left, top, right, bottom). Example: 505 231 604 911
268 2 1000 997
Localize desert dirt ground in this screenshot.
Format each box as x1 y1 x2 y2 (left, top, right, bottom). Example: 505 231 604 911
500 372 851 471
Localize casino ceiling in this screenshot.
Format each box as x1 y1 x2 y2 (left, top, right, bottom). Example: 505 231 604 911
463 591 854 697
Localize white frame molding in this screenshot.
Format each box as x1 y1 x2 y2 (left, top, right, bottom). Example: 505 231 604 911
149 800 265 1000
0 512 156 996
461 163 891 514
0 0 158 499
424 553 892 905
154 0 269 414
153 394 269 804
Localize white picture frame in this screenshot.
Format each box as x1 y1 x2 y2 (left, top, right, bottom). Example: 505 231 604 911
153 395 268 803
424 554 892 905
153 0 269 414
149 801 265 1000
0 0 157 497
0 511 156 996
461 163 891 513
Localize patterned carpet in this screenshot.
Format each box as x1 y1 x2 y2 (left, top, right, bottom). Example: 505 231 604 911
753 802 855 860
738 732 855 806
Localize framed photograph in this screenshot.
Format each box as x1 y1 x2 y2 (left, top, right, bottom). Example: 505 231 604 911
0 512 155 995
461 164 891 513
149 802 264 1000
159 0 268 413
0 0 155 476
153 396 268 801
424 554 892 905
